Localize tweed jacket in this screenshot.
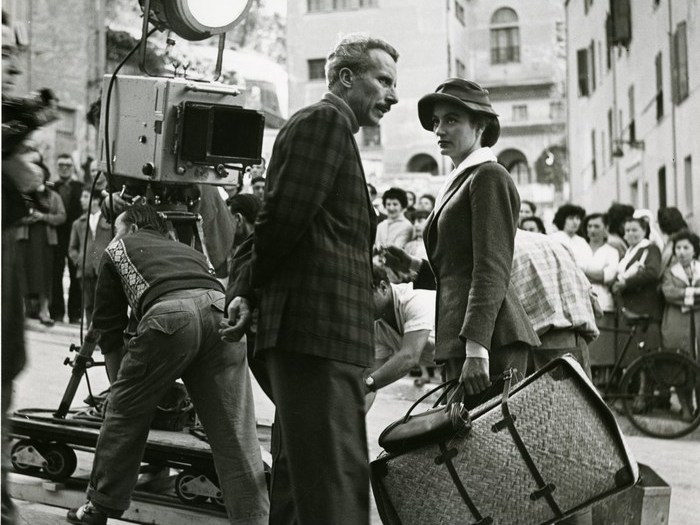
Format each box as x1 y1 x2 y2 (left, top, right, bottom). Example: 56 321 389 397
68 212 113 279
424 160 538 361
250 93 377 367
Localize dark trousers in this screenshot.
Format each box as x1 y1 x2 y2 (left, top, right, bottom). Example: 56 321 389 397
264 350 370 525
88 289 269 522
50 248 81 321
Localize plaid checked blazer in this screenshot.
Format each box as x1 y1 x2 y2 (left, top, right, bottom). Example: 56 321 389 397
423 161 539 361
251 93 377 367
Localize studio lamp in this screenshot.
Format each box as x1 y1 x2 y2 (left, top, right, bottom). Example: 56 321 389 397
142 0 253 41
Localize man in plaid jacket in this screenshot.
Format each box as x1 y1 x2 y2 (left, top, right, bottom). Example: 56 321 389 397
224 34 399 524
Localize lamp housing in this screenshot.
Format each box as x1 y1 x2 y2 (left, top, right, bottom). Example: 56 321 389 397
141 0 254 41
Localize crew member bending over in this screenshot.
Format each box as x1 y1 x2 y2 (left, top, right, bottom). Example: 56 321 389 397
366 264 436 401
67 204 268 525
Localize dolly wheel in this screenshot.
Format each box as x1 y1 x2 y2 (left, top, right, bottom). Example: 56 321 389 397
175 470 208 504
10 440 42 474
42 444 77 481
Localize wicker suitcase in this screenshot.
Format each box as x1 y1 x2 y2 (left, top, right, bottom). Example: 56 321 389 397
371 356 639 525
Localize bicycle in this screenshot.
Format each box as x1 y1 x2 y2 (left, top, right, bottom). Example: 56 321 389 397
594 308 700 439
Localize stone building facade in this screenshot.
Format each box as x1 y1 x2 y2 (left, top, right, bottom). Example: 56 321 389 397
566 0 699 230
4 0 106 178
287 0 567 214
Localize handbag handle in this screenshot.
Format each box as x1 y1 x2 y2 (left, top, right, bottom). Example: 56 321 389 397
400 379 470 431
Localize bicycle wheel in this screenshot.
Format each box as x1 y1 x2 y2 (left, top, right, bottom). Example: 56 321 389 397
619 351 700 439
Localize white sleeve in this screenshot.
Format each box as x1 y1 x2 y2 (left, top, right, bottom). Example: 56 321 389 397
401 290 435 334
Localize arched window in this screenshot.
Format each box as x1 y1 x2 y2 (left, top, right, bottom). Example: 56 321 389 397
490 8 520 64
498 149 531 185
509 160 531 185
407 154 439 176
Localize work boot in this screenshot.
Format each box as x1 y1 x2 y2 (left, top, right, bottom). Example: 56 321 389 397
66 502 108 525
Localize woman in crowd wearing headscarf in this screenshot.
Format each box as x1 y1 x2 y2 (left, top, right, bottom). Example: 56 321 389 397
612 216 663 362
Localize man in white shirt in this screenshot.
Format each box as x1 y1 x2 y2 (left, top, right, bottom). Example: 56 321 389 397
365 265 436 397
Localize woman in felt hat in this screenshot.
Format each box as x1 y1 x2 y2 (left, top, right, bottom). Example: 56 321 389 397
417 78 538 396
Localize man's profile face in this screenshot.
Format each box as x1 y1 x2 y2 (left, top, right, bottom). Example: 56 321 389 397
346 49 398 127
372 282 391 320
2 23 21 94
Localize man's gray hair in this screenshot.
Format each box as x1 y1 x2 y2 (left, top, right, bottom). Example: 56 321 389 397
325 33 399 90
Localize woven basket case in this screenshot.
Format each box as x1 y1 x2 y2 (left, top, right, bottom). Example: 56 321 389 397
371 356 639 525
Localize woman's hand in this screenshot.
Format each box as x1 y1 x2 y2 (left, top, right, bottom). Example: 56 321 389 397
460 355 490 396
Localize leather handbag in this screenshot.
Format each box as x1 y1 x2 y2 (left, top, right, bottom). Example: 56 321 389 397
378 380 471 454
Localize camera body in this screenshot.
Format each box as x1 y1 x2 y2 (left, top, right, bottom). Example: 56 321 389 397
98 75 265 186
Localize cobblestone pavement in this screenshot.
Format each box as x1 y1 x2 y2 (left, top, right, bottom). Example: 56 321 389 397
7 321 700 524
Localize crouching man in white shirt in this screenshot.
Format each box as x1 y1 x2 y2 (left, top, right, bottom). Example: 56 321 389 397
365 264 437 409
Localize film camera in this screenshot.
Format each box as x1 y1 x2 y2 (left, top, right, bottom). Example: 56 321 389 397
99 0 265 189
98 75 265 187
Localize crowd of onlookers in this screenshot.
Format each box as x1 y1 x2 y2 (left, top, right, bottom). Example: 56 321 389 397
368 184 700 372
20 152 698 371
15 153 267 328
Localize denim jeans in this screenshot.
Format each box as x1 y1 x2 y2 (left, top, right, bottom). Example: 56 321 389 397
87 288 269 524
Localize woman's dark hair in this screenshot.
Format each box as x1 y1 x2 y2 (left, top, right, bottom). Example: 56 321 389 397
419 193 436 209
671 229 700 259
405 190 416 207
657 207 688 236
521 200 537 215
606 202 635 237
520 216 546 234
120 204 169 236
366 183 378 199
382 187 408 209
553 203 586 231
623 217 650 239
467 112 499 147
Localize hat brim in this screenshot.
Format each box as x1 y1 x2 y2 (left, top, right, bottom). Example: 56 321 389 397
417 92 499 131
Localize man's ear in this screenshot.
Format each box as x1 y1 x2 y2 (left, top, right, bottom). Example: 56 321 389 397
380 280 391 294
338 67 354 88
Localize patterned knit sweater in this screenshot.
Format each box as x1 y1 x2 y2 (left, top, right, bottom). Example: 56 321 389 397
92 228 223 354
